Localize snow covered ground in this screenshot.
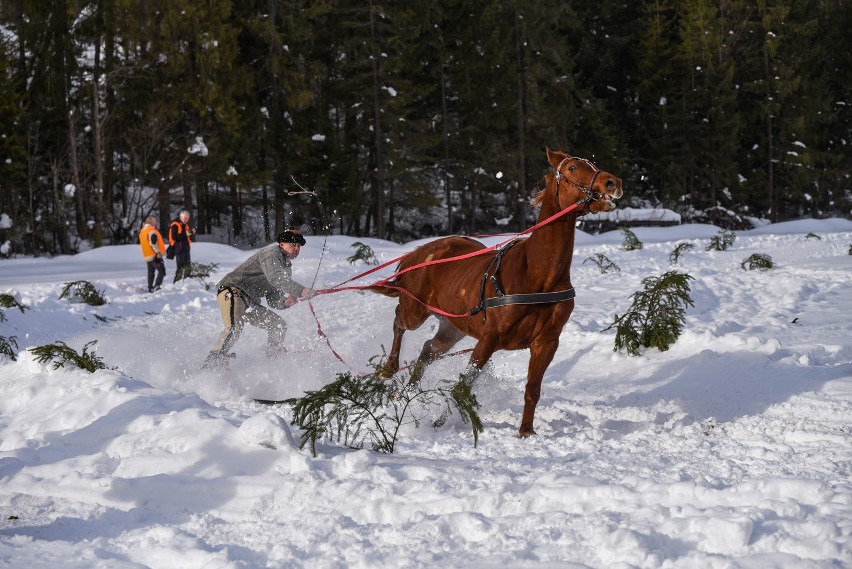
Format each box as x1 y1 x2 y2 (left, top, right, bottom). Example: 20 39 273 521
1 218 851 568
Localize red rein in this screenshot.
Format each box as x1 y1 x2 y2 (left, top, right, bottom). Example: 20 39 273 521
305 197 586 370
313 198 586 313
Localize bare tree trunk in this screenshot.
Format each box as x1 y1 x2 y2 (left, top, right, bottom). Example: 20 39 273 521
231 181 242 237
92 40 107 246
440 66 453 234
369 0 385 239
262 183 270 242
51 160 71 253
513 4 528 232
67 109 88 240
764 48 775 222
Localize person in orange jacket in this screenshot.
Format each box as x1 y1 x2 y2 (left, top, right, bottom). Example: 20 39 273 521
169 209 196 283
139 216 167 293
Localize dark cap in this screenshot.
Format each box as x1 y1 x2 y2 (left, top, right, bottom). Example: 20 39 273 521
276 229 306 246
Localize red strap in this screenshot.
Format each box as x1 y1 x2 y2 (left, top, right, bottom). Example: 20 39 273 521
314 200 583 304
309 300 359 371
303 199 586 368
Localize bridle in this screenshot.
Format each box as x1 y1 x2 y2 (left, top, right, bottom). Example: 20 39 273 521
554 157 603 207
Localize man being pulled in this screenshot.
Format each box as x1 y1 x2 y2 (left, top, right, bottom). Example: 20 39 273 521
202 230 315 370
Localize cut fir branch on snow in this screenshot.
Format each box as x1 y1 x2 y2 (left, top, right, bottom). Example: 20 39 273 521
606 271 694 357
347 242 379 266
583 253 620 274
741 253 774 270
0 336 18 361
668 242 695 265
288 358 483 456
185 262 220 290
59 281 107 306
29 340 111 373
620 227 643 251
0 293 29 319
706 229 736 251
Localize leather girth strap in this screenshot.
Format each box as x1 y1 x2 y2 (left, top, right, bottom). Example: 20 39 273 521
468 239 576 319
477 287 576 312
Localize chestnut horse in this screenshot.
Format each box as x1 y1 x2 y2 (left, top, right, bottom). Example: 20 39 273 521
371 147 623 436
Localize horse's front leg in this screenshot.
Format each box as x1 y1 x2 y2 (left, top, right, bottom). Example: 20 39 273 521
519 337 560 437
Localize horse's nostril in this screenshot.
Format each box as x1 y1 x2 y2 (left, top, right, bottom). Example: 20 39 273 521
606 179 615 191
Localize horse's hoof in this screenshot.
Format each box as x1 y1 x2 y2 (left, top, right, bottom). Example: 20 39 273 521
375 367 395 381
518 429 537 438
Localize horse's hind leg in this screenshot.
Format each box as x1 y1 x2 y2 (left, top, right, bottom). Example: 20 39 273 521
378 302 430 379
409 318 465 383
433 334 498 428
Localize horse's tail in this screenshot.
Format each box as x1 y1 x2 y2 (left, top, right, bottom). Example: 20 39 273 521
366 281 401 298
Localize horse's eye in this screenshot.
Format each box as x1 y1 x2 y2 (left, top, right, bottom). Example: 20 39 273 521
568 166 576 172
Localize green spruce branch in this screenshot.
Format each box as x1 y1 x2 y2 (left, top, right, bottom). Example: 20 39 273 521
706 229 736 251
59 281 107 306
185 262 220 290
0 336 18 360
288 359 482 456
620 227 643 251
741 253 774 270
668 242 695 265
583 253 620 274
30 340 111 373
347 242 379 266
606 271 694 356
0 293 29 320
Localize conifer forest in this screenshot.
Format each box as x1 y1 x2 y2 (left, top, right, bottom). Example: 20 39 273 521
0 1 849 255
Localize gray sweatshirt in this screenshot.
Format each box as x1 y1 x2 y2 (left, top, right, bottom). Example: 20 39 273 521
218 244 305 308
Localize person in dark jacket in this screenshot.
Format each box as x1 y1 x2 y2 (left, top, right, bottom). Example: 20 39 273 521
169 209 196 282
201 229 315 370
139 216 166 293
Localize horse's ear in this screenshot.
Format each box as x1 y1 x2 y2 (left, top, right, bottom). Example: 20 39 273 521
546 147 569 169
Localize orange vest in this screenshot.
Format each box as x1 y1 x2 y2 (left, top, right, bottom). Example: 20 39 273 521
139 225 166 260
169 220 192 247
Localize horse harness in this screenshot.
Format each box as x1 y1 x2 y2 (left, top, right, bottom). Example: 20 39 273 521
467 160 606 319
468 239 575 320
554 157 605 205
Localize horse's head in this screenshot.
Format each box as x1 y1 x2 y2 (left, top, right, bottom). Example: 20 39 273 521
544 147 623 214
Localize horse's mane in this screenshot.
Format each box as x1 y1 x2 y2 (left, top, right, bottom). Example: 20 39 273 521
532 174 550 207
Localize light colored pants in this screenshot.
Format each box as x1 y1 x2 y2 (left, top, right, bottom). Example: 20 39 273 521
210 287 286 355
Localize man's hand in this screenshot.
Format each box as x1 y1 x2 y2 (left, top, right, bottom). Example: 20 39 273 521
299 287 315 300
